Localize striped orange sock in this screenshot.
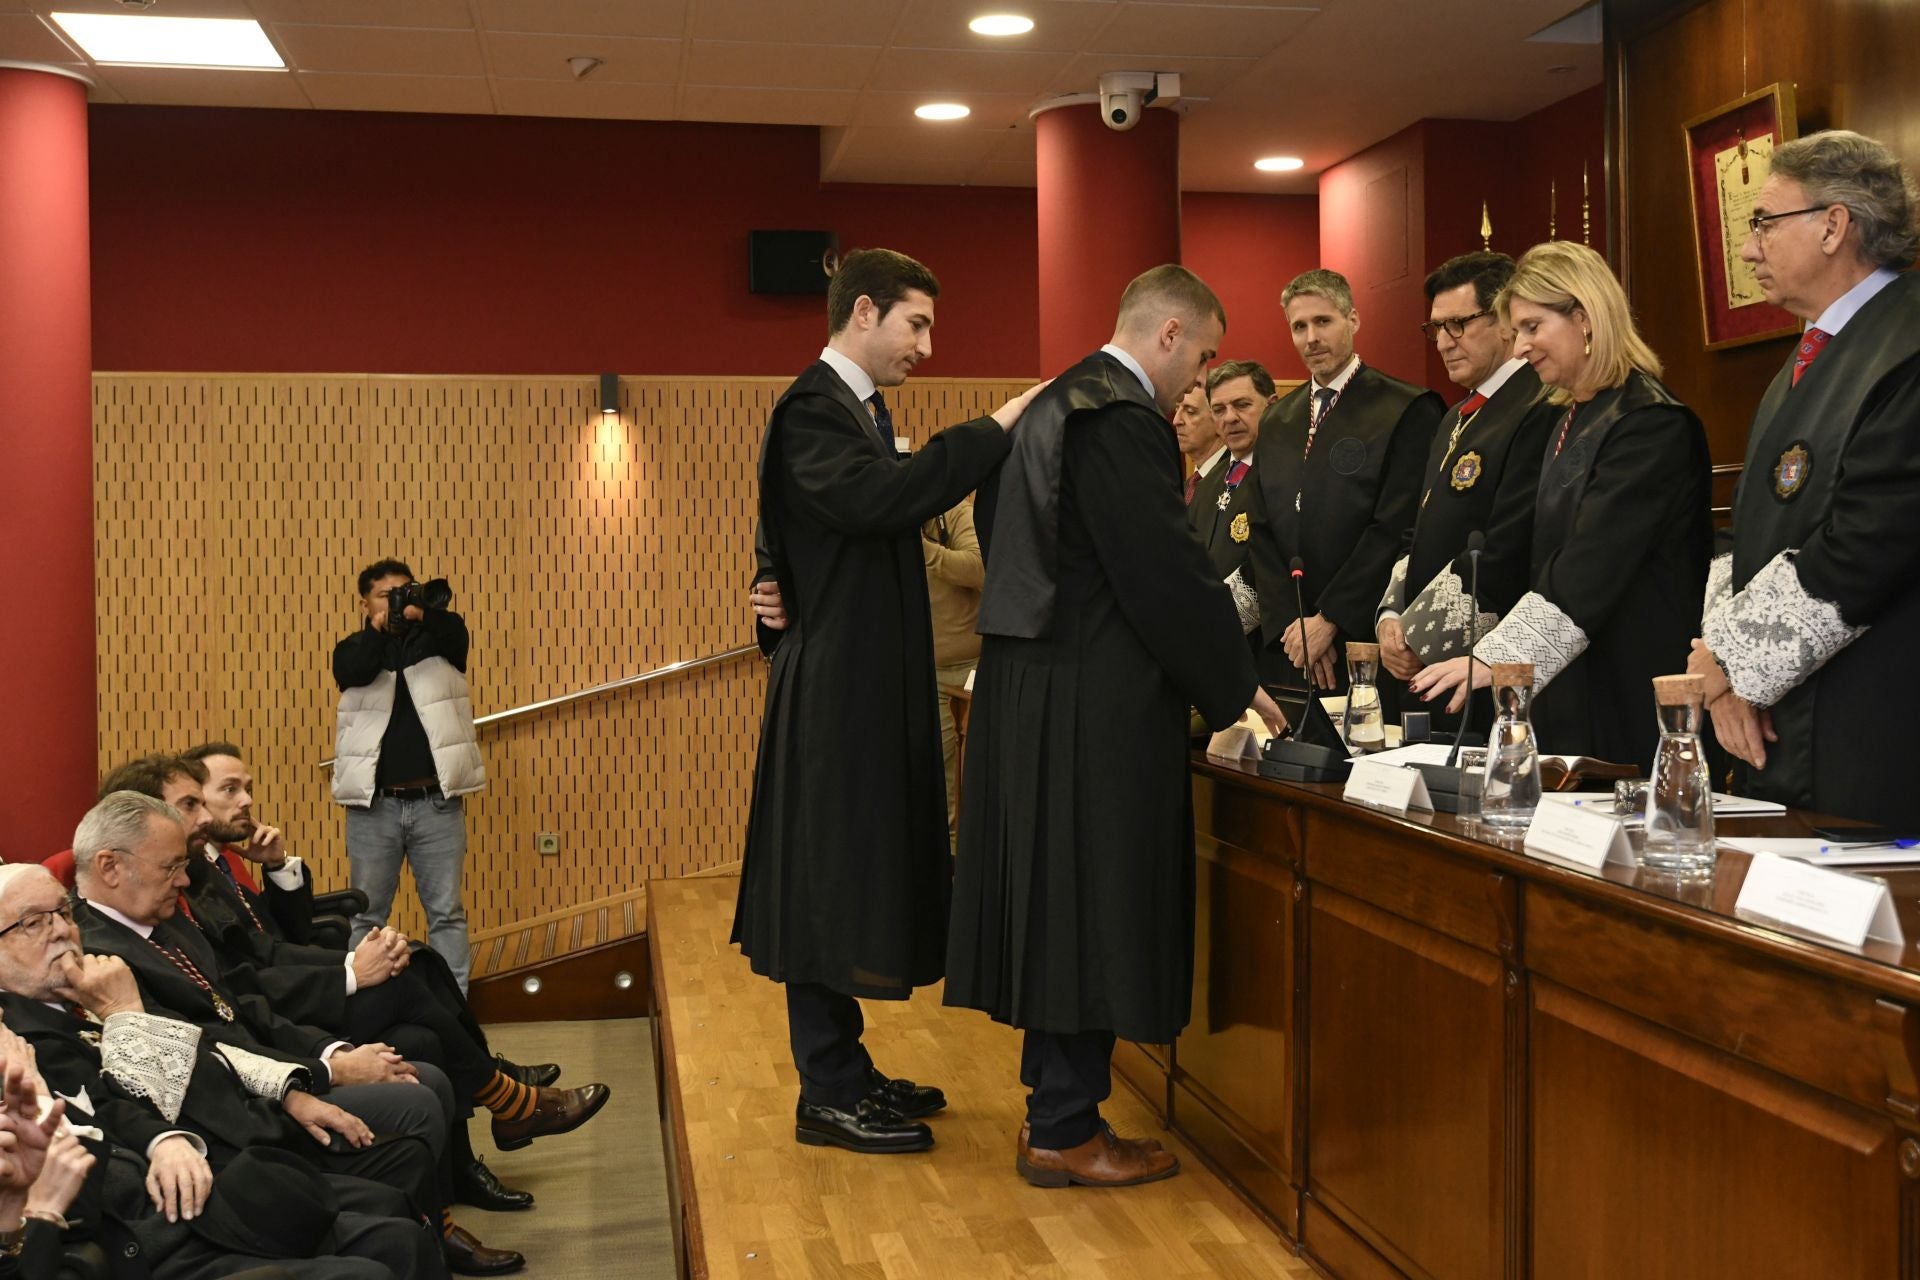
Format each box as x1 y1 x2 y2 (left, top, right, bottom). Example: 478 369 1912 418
474 1070 537 1121
441 1209 456 1238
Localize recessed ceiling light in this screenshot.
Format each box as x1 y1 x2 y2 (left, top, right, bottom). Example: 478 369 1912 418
1254 156 1305 172
50 12 284 69
969 14 1035 37
915 103 971 121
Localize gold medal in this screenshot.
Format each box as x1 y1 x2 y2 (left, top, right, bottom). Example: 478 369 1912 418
1229 512 1250 543
1450 450 1483 491
213 993 236 1022
1772 441 1811 501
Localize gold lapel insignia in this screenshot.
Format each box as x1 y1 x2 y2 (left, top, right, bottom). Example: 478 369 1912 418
1229 511 1250 543
1773 441 1812 501
1449 450 1483 492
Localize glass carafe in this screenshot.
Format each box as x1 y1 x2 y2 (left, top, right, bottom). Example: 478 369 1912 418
1642 674 1717 871
1479 662 1540 829
1344 642 1386 754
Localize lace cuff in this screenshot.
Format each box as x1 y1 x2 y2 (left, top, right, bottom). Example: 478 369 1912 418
1376 554 1410 620
1701 552 1733 630
1702 550 1866 706
1225 567 1260 635
100 1012 201 1124
213 1043 310 1102
1473 591 1589 687
1401 566 1499 663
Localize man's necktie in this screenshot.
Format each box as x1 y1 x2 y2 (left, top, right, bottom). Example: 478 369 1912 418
1792 328 1831 387
1305 387 1337 456
1223 460 1249 490
868 390 895 445
1457 391 1488 418
1184 470 1201 504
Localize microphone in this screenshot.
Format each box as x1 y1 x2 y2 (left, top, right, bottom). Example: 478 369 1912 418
1445 531 1487 769
1258 555 1351 782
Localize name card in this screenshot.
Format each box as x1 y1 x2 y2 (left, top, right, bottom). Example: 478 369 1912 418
1206 724 1261 764
1342 759 1433 815
1734 851 1906 948
1523 802 1633 871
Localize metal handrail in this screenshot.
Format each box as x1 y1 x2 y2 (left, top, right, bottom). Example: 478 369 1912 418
318 642 761 768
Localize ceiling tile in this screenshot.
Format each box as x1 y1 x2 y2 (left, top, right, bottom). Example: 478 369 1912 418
248 0 475 27
678 83 855 125
95 65 309 108
684 41 878 91
492 77 678 120
479 0 690 39
273 23 486 77
850 90 1036 130
0 11 76 61
688 0 901 44
484 31 681 83
889 0 1119 52
34 0 258 16
295 70 495 114
1089 2 1317 56
1047 50 1255 99
867 47 1073 95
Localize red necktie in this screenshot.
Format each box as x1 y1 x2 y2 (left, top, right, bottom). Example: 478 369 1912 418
1223 460 1249 489
1792 328 1831 387
1457 391 1488 418
1183 470 1201 503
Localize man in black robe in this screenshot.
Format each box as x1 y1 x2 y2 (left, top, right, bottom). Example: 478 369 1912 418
1690 130 1920 827
946 265 1284 1188
1244 269 1445 690
1377 252 1557 738
735 248 1041 1155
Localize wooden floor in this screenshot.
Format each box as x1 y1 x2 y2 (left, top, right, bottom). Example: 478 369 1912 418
651 876 1315 1279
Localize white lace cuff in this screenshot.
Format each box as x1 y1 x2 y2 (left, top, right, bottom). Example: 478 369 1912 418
213 1043 309 1101
1473 590 1589 687
1701 550 1866 706
1701 552 1733 630
1226 567 1260 635
100 1012 201 1124
1376 554 1410 619
1401 566 1500 663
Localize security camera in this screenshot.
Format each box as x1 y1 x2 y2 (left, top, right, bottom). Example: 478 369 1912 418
1098 71 1159 132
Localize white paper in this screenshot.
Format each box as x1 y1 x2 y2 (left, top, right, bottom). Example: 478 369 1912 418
1734 851 1905 946
962 668 975 692
1523 803 1633 871
1206 724 1261 764
1719 837 1920 867
1366 742 1460 768
1343 759 1433 815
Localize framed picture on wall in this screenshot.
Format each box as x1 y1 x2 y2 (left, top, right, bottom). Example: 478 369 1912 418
1682 83 1801 350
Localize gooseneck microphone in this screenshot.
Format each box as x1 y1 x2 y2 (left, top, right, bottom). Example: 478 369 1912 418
1444 530 1487 769
1257 555 1351 782
1289 556 1315 691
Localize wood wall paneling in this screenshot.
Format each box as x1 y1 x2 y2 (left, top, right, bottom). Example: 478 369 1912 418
91 373 1030 941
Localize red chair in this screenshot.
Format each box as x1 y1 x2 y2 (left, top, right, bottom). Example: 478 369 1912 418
42 849 77 888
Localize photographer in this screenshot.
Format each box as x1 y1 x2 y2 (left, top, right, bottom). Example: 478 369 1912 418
332 560 484 992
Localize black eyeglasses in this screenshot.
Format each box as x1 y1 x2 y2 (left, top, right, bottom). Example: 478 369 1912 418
0 901 75 943
1419 310 1495 341
1747 205 1829 236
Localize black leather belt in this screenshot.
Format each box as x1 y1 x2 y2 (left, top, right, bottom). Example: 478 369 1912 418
377 783 442 800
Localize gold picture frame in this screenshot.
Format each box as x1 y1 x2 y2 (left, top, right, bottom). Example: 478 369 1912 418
1682 82 1800 351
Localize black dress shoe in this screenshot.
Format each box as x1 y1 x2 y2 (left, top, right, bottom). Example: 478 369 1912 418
867 1068 946 1119
443 1224 526 1275
495 1053 561 1089
795 1098 933 1154
454 1157 534 1212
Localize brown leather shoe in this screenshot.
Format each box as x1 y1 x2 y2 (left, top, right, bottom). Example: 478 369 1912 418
444 1224 526 1275
491 1083 612 1151
1021 1119 1163 1153
1017 1123 1179 1188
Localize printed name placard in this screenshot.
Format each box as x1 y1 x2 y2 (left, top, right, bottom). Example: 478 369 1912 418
1206 724 1261 764
1734 851 1905 947
1523 802 1633 871
1342 759 1433 816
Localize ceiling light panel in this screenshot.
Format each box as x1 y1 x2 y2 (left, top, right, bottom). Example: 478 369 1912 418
49 13 284 69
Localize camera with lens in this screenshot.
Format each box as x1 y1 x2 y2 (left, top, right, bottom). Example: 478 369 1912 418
387 577 453 634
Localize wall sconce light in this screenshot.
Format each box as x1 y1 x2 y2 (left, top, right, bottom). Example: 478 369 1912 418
599 372 619 415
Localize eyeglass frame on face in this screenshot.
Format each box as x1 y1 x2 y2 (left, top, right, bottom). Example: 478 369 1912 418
0 900 75 943
1747 204 1831 239
109 845 192 880
1419 309 1496 342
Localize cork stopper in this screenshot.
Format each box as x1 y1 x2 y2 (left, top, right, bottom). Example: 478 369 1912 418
1652 673 1707 707
1490 662 1534 690
1346 642 1381 662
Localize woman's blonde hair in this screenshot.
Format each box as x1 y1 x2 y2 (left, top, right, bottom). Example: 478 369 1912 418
1496 240 1661 404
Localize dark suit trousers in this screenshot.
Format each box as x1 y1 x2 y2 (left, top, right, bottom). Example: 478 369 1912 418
1021 1029 1117 1151
326 1063 455 1215
786 982 873 1111
342 956 493 1101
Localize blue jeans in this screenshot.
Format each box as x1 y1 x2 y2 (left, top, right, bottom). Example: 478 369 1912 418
346 792 472 992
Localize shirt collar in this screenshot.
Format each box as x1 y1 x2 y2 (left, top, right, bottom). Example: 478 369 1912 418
83 896 156 940
818 346 877 404
1099 344 1156 400
1313 354 1362 394
1229 447 1255 465
1810 267 1899 337
1194 446 1229 477
1475 356 1529 400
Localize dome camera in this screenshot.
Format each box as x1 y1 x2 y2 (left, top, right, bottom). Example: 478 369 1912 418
1098 72 1159 132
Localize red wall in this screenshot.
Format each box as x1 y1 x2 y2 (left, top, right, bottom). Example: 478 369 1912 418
1318 121 1430 389
1182 191 1320 379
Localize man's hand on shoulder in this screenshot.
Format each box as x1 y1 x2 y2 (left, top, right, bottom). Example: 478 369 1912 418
991 380 1052 432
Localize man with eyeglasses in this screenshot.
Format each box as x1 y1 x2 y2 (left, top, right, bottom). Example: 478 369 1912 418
1689 129 1920 829
1376 252 1560 738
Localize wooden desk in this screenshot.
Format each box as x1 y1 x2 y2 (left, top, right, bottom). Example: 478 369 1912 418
1123 756 1920 1280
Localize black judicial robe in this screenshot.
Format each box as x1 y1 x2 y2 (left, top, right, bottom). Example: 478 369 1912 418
1247 364 1444 678
946 352 1256 1045
735 360 1011 998
1721 273 1920 826
1526 371 1710 768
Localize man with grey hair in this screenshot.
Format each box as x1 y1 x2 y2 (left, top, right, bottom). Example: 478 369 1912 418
1689 128 1920 828
1246 268 1444 692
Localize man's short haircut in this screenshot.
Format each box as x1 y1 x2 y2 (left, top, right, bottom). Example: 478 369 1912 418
826 249 941 338
357 559 414 597
1206 359 1276 399
1116 264 1226 335
99 754 205 802
182 741 245 766
1424 251 1518 309
1769 130 1919 270
73 791 184 876
1282 268 1355 315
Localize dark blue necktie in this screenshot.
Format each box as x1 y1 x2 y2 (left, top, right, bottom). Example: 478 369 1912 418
868 391 894 447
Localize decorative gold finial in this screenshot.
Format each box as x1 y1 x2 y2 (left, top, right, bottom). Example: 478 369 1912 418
1480 200 1492 250
1549 178 1557 239
1581 160 1591 246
